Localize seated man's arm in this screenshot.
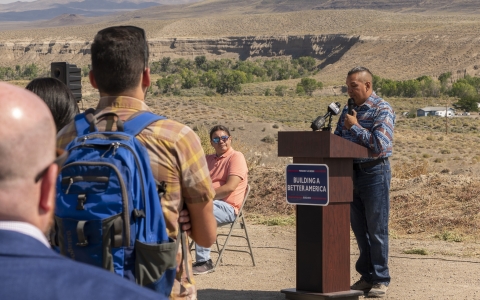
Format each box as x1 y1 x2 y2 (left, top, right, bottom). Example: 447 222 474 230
214 175 242 200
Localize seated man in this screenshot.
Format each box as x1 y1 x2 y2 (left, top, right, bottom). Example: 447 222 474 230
192 125 248 275
0 82 165 300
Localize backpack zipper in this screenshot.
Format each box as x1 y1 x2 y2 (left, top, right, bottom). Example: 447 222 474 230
62 176 110 194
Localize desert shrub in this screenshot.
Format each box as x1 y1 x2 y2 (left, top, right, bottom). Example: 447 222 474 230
295 85 305 95
275 85 287 96
422 153 432 158
407 108 417 118
433 158 444 163
435 231 463 242
261 135 275 144
403 248 429 255
392 159 429 179
264 88 272 96
272 124 279 129
205 89 216 96
440 149 451 154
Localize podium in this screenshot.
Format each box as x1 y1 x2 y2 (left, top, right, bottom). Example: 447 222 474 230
278 131 370 300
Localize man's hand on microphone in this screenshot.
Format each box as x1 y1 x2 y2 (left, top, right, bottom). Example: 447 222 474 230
345 110 359 130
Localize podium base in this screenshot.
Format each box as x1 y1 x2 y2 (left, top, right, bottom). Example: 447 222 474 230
281 288 363 300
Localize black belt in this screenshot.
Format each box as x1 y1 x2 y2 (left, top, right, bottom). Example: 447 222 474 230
353 158 388 170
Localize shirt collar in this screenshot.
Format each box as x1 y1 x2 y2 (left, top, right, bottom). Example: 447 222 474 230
215 147 234 159
96 96 151 111
0 221 50 248
360 91 378 109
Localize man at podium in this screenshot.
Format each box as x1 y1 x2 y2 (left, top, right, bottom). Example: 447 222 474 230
334 66 395 298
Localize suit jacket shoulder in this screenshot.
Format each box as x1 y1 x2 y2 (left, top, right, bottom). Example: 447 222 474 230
0 230 165 300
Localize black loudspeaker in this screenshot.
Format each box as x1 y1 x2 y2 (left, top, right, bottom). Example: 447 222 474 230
51 62 82 102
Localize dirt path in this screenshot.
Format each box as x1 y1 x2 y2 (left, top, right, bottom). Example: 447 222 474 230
194 225 480 300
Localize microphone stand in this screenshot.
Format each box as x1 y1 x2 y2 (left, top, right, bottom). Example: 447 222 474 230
321 114 334 132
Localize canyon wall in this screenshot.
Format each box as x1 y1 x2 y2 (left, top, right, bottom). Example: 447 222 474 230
0 34 359 69
1 33 480 82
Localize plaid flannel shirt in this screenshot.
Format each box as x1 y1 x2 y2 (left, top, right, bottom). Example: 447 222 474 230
57 96 214 300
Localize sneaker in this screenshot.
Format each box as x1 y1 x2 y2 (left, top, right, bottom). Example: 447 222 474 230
350 279 373 291
192 259 214 275
367 283 388 298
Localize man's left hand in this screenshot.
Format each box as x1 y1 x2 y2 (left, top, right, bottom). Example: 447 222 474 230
179 209 191 236
345 110 359 130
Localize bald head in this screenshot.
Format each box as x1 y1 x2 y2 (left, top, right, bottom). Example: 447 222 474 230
0 82 56 227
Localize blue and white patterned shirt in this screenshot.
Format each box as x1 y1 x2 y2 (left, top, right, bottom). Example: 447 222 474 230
334 92 395 163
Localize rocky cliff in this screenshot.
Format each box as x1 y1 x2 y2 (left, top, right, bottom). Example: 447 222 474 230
0 34 359 70
1 33 480 82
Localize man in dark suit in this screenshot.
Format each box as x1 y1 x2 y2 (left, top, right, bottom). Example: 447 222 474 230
0 82 166 300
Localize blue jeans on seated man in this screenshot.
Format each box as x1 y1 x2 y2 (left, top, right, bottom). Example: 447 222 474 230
195 200 236 263
351 159 391 285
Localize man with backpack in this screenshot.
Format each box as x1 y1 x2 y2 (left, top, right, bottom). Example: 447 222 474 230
0 82 166 300
57 26 217 299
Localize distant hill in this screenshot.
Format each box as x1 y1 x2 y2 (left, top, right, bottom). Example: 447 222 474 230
0 0 200 21
117 0 480 20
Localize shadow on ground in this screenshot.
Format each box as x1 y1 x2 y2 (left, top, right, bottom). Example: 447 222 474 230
198 289 285 300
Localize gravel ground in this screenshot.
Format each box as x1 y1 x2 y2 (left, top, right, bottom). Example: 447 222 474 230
194 224 480 300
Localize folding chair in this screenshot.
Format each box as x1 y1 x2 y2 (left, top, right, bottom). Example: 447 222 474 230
213 184 256 269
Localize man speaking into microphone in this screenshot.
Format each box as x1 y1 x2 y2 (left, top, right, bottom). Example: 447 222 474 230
334 66 395 298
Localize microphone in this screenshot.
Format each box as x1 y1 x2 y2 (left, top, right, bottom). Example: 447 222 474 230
310 102 341 131
348 98 355 115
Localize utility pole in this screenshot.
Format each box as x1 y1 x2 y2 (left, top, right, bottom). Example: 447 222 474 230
445 98 449 135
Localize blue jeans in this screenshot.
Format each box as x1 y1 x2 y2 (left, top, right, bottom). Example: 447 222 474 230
351 159 391 285
195 200 236 263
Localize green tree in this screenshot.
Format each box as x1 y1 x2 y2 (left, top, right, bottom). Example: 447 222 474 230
379 79 398 97
200 70 218 89
450 81 477 99
22 63 38 79
194 56 207 70
296 56 317 71
399 79 420 97
156 74 181 94
417 76 440 97
180 68 198 89
160 57 172 72
456 94 479 112
372 75 382 91
297 77 322 96
216 70 246 94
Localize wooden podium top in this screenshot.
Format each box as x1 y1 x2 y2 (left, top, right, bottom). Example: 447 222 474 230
278 131 370 158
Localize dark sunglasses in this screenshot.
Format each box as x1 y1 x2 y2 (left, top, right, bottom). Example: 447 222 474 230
34 148 69 183
212 136 230 144
97 25 148 70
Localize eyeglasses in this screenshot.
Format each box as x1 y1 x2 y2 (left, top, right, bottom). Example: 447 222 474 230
212 136 230 144
34 148 69 183
97 25 148 70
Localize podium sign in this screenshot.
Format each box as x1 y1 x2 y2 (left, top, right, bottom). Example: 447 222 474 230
286 164 329 206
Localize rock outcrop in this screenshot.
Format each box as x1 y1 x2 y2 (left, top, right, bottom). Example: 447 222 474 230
0 34 359 69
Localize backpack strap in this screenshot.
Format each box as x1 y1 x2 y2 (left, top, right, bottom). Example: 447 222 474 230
74 108 97 136
123 111 167 136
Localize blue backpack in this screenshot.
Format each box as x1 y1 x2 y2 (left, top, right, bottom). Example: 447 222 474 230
51 109 179 297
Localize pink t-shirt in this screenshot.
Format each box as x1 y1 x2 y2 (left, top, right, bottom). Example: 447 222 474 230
206 147 248 214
